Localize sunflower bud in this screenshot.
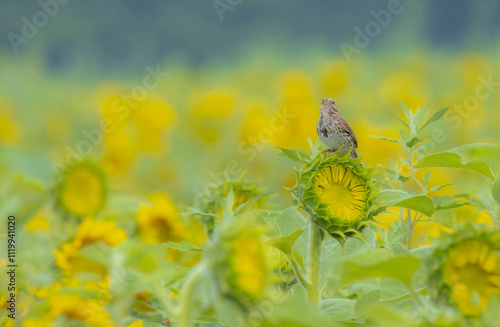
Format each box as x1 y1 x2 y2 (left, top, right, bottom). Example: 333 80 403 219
192 172 267 232
291 150 378 244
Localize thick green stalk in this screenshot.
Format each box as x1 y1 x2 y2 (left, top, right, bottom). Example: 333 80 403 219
179 266 203 327
306 223 322 307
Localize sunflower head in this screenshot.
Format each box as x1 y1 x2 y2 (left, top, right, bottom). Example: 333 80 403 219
192 172 268 232
208 214 271 305
57 160 107 217
291 150 378 244
428 223 500 317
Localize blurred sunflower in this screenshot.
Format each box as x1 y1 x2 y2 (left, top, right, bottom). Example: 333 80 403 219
132 98 175 153
428 224 500 317
57 161 107 217
291 150 378 244
273 70 318 149
189 88 237 144
378 72 430 110
24 210 51 232
209 214 271 304
0 98 21 145
136 193 186 244
54 217 127 275
101 129 138 176
46 293 113 327
192 172 268 232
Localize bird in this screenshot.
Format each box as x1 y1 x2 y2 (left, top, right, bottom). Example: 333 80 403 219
316 98 359 158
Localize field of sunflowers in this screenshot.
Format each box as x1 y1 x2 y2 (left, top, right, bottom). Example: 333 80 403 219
1 47 500 327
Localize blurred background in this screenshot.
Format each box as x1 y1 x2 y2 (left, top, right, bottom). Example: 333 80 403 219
1 1 500 325
1 0 500 216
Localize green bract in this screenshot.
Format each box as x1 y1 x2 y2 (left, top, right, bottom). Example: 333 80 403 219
290 150 379 244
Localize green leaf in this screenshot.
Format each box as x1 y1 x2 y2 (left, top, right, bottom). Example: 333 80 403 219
163 241 203 252
380 278 410 301
321 298 356 321
261 298 339 327
338 249 420 288
406 137 421 148
376 190 435 217
376 189 411 204
400 102 411 121
266 229 305 256
450 143 500 175
492 177 500 206
414 151 494 180
355 290 381 323
413 103 430 128
278 147 308 162
393 195 435 217
419 107 449 131
234 192 272 215
432 195 474 211
369 135 400 143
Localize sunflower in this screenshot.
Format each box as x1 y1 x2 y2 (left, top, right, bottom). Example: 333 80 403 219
136 193 186 244
192 172 268 233
428 224 500 317
57 161 107 217
208 214 271 304
54 217 127 275
291 149 378 244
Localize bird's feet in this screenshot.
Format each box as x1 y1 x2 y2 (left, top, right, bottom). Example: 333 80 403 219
322 149 334 154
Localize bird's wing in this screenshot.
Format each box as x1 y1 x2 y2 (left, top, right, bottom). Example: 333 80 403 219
340 117 358 148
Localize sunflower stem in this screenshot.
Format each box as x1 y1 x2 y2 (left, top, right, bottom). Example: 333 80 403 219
306 222 322 307
286 254 311 290
179 265 204 327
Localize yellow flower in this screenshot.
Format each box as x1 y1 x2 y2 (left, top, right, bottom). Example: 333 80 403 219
189 88 237 144
54 217 127 274
210 215 271 304
22 318 49 327
0 98 21 145
132 98 175 152
378 72 430 110
240 99 273 145
231 232 268 300
192 89 236 119
273 70 317 149
314 165 366 224
24 211 50 232
47 293 113 327
320 60 349 95
128 321 144 327
444 239 500 316
291 150 378 243
101 130 138 176
58 161 107 217
429 225 500 317
136 193 186 244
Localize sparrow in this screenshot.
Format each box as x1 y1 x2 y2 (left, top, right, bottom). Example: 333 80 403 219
317 98 359 158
